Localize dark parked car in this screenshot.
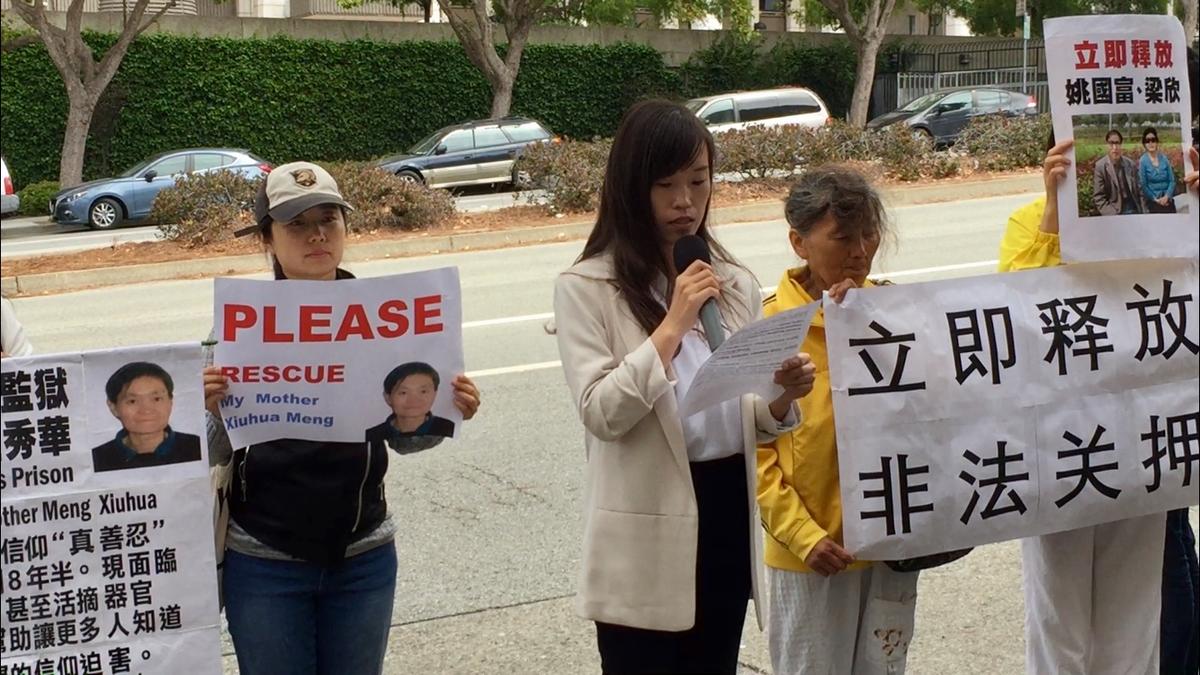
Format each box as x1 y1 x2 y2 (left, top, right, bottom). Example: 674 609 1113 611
51 148 272 229
867 88 1037 147
377 117 557 189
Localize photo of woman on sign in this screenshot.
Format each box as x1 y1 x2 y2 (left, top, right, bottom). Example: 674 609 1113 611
91 361 202 472
365 361 456 445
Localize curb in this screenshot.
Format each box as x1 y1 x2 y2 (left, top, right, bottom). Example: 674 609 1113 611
1 173 1042 297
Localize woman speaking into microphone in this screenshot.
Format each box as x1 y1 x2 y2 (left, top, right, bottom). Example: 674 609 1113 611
552 99 816 674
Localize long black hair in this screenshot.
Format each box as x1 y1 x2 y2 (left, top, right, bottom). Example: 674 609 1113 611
578 99 741 337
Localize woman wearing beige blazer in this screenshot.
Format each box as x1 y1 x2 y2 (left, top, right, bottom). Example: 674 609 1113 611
553 100 816 674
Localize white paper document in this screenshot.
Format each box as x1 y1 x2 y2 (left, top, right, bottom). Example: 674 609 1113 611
680 302 819 416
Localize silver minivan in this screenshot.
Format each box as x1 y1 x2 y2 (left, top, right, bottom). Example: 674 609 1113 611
686 87 831 133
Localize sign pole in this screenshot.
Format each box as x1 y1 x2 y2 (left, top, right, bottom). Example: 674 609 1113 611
1017 0 1029 94
1022 16 1030 94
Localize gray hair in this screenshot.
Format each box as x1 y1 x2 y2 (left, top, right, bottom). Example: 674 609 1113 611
784 165 888 239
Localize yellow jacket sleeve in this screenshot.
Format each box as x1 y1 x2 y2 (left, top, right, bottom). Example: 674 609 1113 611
757 443 828 563
998 197 1062 272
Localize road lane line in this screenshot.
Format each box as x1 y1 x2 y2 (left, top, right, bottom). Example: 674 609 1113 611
463 312 554 329
467 360 562 378
463 260 999 331
874 260 999 279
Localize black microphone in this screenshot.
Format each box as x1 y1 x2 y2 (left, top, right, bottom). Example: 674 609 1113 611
672 234 725 351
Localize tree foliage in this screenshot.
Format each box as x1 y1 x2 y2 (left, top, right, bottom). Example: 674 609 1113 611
940 0 1170 37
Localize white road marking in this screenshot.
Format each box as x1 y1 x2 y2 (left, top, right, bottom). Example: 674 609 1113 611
467 360 562 378
463 261 999 330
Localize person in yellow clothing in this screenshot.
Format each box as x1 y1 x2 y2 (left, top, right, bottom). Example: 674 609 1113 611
1000 138 1200 675
758 165 917 675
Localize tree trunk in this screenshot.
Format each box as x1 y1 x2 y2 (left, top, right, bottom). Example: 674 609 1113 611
9 0 175 189
435 0 541 121
848 35 882 128
59 92 99 187
1184 1 1198 47
489 71 516 117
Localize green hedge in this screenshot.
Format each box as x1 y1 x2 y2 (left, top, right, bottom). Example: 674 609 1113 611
1 30 860 188
0 34 677 186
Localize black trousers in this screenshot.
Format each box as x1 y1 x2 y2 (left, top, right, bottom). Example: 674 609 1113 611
596 454 751 675
1146 199 1177 214
1161 508 1199 675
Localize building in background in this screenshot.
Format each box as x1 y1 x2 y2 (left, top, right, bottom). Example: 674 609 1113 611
0 0 965 30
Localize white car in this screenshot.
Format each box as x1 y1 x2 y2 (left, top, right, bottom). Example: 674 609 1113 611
0 157 19 217
686 87 831 133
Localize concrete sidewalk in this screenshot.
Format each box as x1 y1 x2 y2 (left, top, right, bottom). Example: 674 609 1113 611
219 506 1200 674
2 173 1042 297
0 215 53 231
219 538 1033 674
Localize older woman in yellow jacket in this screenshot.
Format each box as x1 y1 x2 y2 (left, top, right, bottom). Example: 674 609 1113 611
757 165 918 675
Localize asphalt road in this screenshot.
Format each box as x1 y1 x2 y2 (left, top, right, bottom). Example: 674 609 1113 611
7 192 1191 674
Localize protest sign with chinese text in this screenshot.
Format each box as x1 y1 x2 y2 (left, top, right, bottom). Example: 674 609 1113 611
1 344 220 674
213 268 464 447
1045 14 1196 262
826 258 1199 560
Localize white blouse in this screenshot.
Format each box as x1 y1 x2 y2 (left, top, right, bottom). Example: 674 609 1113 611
671 326 744 462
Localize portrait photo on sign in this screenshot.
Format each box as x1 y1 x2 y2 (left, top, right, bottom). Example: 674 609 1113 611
1072 113 1188 217
365 361 456 445
86 359 203 473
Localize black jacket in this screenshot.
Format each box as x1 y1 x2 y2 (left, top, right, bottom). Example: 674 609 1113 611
365 414 455 443
230 436 389 566
92 430 202 473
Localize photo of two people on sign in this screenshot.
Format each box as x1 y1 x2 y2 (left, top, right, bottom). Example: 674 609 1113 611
1074 112 1190 217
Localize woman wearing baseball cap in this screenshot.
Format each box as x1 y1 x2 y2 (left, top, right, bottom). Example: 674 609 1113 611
204 162 482 675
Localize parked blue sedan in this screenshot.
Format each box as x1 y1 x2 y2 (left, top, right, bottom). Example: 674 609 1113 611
51 148 272 229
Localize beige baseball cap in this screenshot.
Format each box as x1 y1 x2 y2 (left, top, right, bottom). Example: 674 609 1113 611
251 161 354 229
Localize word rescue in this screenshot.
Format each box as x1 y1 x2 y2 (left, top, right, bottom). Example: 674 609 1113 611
222 296 445 343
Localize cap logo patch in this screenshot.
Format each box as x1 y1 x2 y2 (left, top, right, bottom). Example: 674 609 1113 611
291 169 317 188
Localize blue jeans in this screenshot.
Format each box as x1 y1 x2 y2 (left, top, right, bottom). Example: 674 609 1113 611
224 542 398 675
1161 509 1199 675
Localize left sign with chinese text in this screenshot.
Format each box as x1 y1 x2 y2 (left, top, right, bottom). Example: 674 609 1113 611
1 343 221 674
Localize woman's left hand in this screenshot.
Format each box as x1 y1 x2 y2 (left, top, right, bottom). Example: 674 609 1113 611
769 353 817 420
452 374 480 420
826 278 860 304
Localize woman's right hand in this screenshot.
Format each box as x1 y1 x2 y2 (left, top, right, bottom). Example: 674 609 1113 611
1040 139 1073 235
203 366 230 418
805 537 856 577
651 260 720 363
665 260 720 334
